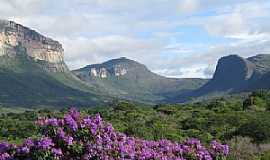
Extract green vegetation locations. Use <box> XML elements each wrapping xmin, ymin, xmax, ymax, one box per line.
<box><xmin>73</xmin><ymin>58</ymin><xmax>208</xmax><ymax>104</ymax></box>
<box><xmin>0</xmin><ymin>55</ymin><xmax>110</xmax><ymax>108</ymax></box>
<box><xmin>0</xmin><ymin>90</ymin><xmax>270</xmax><ymax>159</ymax></box>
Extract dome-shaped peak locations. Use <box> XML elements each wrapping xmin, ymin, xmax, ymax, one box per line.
<box><xmin>212</xmin><ymin>54</ymin><xmax>255</xmax><ymax>84</ymax></box>
<box><xmin>219</xmin><ymin>54</ymin><xmax>244</xmax><ymax>61</ymax></box>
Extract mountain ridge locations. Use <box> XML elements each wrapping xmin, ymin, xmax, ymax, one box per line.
<box><xmin>73</xmin><ymin>57</ymin><xmax>208</xmax><ymax>103</ymax></box>
<box><xmin>0</xmin><ymin>19</ymin><xmax>68</xmax><ymax>72</ymax></box>
<box><xmin>170</xmin><ymin>54</ymin><xmax>270</xmax><ymax>103</ymax></box>
<box><xmin>204</xmin><ymin>54</ymin><xmax>270</xmax><ymax>92</ymax></box>
<box><xmin>0</xmin><ymin>19</ymin><xmax>270</xmax><ymax>107</ymax></box>
<box><xmin>0</xmin><ymin>20</ymin><xmax>112</xmax><ymax>108</ymax></box>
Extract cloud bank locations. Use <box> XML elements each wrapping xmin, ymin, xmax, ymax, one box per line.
<box><xmin>1</xmin><ymin>0</ymin><xmax>270</xmax><ymax>78</ymax></box>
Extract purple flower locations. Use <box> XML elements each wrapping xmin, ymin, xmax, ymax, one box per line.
<box><xmin>58</xmin><ymin>119</ymin><xmax>65</xmax><ymax>126</ymax></box>
<box><xmin>46</xmin><ymin>118</ymin><xmax>59</xmax><ymax>126</ymax></box>
<box><xmin>68</xmin><ymin>108</ymin><xmax>80</xmax><ymax>120</ymax></box>
<box><xmin>222</xmin><ymin>144</ymin><xmax>229</xmax><ymax>156</ymax></box>
<box><xmin>0</xmin><ymin>109</ymin><xmax>229</xmax><ymax>160</ymax></box>
<box><xmin>186</xmin><ymin>138</ymin><xmax>201</xmax><ymax>146</ymax></box>
<box><xmin>52</xmin><ymin>148</ymin><xmax>63</xmax><ymax>157</ymax></box>
<box><xmin>210</xmin><ymin>140</ymin><xmax>229</xmax><ymax>156</ymax></box>
<box><xmin>17</xmin><ymin>146</ymin><xmax>30</xmax><ymax>154</ymax></box>
<box><xmin>0</xmin><ymin>153</ymin><xmax>10</xmax><ymax>160</ymax></box>
<box><xmin>64</xmin><ymin>114</ymin><xmax>78</xmax><ymax>131</ymax></box>
<box><xmin>94</xmin><ymin>113</ymin><xmax>102</xmax><ymax>125</ymax></box>
<box><xmin>37</xmin><ymin>137</ymin><xmax>54</xmax><ymax>150</ymax></box>
<box><xmin>63</xmin><ymin>136</ymin><xmax>73</xmax><ymax>145</ymax></box>
<box><xmin>57</xmin><ymin>128</ymin><xmax>65</xmax><ymax>139</ymax></box>
<box><xmin>0</xmin><ymin>142</ymin><xmax>10</xmax><ymax>153</ymax></box>
<box><xmin>23</xmin><ymin>138</ymin><xmax>34</xmax><ymax>147</ymax></box>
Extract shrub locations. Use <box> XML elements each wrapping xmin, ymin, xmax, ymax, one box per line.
<box><xmin>227</xmin><ymin>137</ymin><xmax>260</xmax><ymax>160</ymax></box>
<box><xmin>261</xmin><ymin>150</ymin><xmax>270</xmax><ymax>160</ymax></box>
<box><xmin>236</xmin><ymin>116</ymin><xmax>270</xmax><ymax>143</ymax></box>
<box><xmin>0</xmin><ymin>108</ymin><xmax>229</xmax><ymax>160</ymax></box>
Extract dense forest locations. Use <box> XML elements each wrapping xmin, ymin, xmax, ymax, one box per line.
<box><xmin>0</xmin><ymin>90</ymin><xmax>270</xmax><ymax>159</ymax></box>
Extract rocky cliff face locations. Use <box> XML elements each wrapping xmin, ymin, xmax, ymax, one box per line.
<box><xmin>114</xmin><ymin>64</ymin><xmax>128</xmax><ymax>77</ymax></box>
<box><xmin>0</xmin><ymin>20</ymin><xmax>68</xmax><ymax>72</ymax></box>
<box><xmin>170</xmin><ymin>54</ymin><xmax>270</xmax><ymax>103</ymax></box>
<box><xmin>212</xmin><ymin>55</ymin><xmax>255</xmax><ymax>86</ymax></box>
<box><xmin>247</xmin><ymin>54</ymin><xmax>270</xmax><ymax>74</ymax></box>
<box><xmin>89</xmin><ymin>65</ymin><xmax>127</xmax><ymax>79</ymax></box>
<box><xmin>193</xmin><ymin>54</ymin><xmax>270</xmax><ymax>96</ymax></box>
<box><xmin>80</xmin><ymin>57</ymin><xmax>130</xmax><ymax>79</ymax></box>
<box><xmin>73</xmin><ymin>57</ymin><xmax>208</xmax><ymax>104</ymax></box>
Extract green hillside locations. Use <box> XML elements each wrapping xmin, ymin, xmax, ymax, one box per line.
<box><xmin>73</xmin><ymin>57</ymin><xmax>207</xmax><ymax>104</ymax></box>
<box><xmin>0</xmin><ymin>54</ymin><xmax>110</xmax><ymax>108</ymax></box>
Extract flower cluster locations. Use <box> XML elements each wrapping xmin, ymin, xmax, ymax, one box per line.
<box><xmin>0</xmin><ymin>108</ymin><xmax>229</xmax><ymax>160</ymax></box>
<box><xmin>210</xmin><ymin>140</ymin><xmax>229</xmax><ymax>157</ymax></box>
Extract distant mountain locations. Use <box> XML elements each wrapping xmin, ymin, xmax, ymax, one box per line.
<box><xmin>171</xmin><ymin>54</ymin><xmax>270</xmax><ymax>102</ymax></box>
<box><xmin>0</xmin><ymin>20</ymin><xmax>110</xmax><ymax>108</ymax></box>
<box><xmin>198</xmin><ymin>55</ymin><xmax>256</xmax><ymax>93</ymax></box>
<box><xmin>201</xmin><ymin>54</ymin><xmax>270</xmax><ymax>92</ymax></box>
<box><xmin>0</xmin><ymin>20</ymin><xmax>68</xmax><ymax>72</ymax></box>
<box><xmin>1</xmin><ymin>19</ymin><xmax>270</xmax><ymax>107</ymax></box>
<box><xmin>73</xmin><ymin>57</ymin><xmax>208</xmax><ymax>103</ymax></box>
<box><xmin>247</xmin><ymin>54</ymin><xmax>270</xmax><ymax>90</ymax></box>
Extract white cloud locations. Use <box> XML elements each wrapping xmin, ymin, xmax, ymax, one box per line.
<box><xmin>205</xmin><ymin>13</ymin><xmax>248</xmax><ymax>38</ymax></box>
<box><xmin>204</xmin><ymin>1</ymin><xmax>270</xmax><ymax>39</ymax></box>
<box><xmin>60</xmin><ymin>35</ymin><xmax>164</xmax><ymax>69</ymax></box>
<box><xmin>0</xmin><ymin>0</ymin><xmax>270</xmax><ymax>78</ymax></box>
<box><xmin>177</xmin><ymin>0</ymin><xmax>200</xmax><ymax>14</ymax></box>
<box><xmin>155</xmin><ymin>65</ymin><xmax>211</xmax><ymax>78</ymax></box>
<box><xmin>0</xmin><ymin>0</ymin><xmax>46</xmax><ymax>18</ymax></box>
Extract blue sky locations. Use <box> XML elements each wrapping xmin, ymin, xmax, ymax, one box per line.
<box><xmin>1</xmin><ymin>0</ymin><xmax>270</xmax><ymax>78</ymax></box>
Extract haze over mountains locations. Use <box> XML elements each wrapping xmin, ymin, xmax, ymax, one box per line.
<box><xmin>0</xmin><ymin>20</ymin><xmax>270</xmax><ymax>108</ymax></box>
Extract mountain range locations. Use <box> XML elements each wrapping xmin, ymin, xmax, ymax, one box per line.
<box><xmin>0</xmin><ymin>20</ymin><xmax>269</xmax><ymax>108</ymax></box>
<box><xmin>73</xmin><ymin>57</ymin><xmax>207</xmax><ymax>103</ymax></box>
<box><xmin>170</xmin><ymin>54</ymin><xmax>270</xmax><ymax>102</ymax></box>
<box><xmin>0</xmin><ymin>19</ymin><xmax>110</xmax><ymax>108</ymax></box>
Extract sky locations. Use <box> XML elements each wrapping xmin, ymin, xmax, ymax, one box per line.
<box><xmin>1</xmin><ymin>0</ymin><xmax>270</xmax><ymax>78</ymax></box>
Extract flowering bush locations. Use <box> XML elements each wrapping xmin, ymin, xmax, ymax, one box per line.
<box><xmin>0</xmin><ymin>108</ymin><xmax>229</xmax><ymax>160</ymax></box>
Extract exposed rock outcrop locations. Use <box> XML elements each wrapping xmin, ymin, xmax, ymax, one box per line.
<box><xmin>100</xmin><ymin>68</ymin><xmax>108</xmax><ymax>78</ymax></box>
<box><xmin>88</xmin><ymin>65</ymin><xmax>127</xmax><ymax>78</ymax></box>
<box><xmin>0</xmin><ymin>19</ymin><xmax>68</xmax><ymax>72</ymax></box>
<box><xmin>213</xmin><ymin>55</ymin><xmax>255</xmax><ymax>83</ymax></box>
<box><xmin>89</xmin><ymin>68</ymin><xmax>108</xmax><ymax>78</ymax></box>
<box><xmin>247</xmin><ymin>54</ymin><xmax>270</xmax><ymax>74</ymax></box>
<box><xmin>114</xmin><ymin>64</ymin><xmax>127</xmax><ymax>76</ymax></box>
<box><xmin>73</xmin><ymin>57</ymin><xmax>208</xmax><ymax>104</ymax></box>
<box><xmin>85</xmin><ymin>58</ymin><xmax>129</xmax><ymax>79</ymax></box>
<box><xmin>90</xmin><ymin>68</ymin><xmax>98</xmax><ymax>77</ymax></box>
<box><xmin>192</xmin><ymin>54</ymin><xmax>270</xmax><ymax>97</ymax></box>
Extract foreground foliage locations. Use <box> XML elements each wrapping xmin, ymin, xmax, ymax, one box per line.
<box><xmin>0</xmin><ymin>109</ymin><xmax>228</xmax><ymax>160</ymax></box>
<box><xmin>0</xmin><ymin>90</ymin><xmax>270</xmax><ymax>159</ymax></box>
